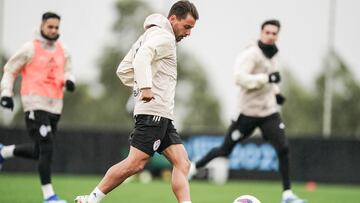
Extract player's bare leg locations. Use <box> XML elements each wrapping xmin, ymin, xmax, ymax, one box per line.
<box><xmin>98</xmin><ymin>146</ymin><xmax>150</xmax><ymax>193</ymax></box>
<box><xmin>75</xmin><ymin>147</ymin><xmax>150</xmax><ymax>203</ymax></box>
<box><xmin>163</xmin><ymin>144</ymin><xmax>191</xmax><ymax>203</ymax></box>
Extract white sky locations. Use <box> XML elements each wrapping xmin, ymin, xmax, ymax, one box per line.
<box><xmin>2</xmin><ymin>0</ymin><xmax>360</xmax><ymax>123</ymax></box>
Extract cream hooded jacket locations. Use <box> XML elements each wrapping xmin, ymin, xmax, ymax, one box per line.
<box><xmin>117</xmin><ymin>14</ymin><xmax>177</xmax><ymax>120</ymax></box>
<box><xmin>0</xmin><ymin>29</ymin><xmax>75</xmax><ymax>114</ymax></box>
<box><xmin>234</xmin><ymin>41</ymin><xmax>281</xmax><ymax>117</ymax></box>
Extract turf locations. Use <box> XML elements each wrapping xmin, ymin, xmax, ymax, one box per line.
<box><xmin>0</xmin><ymin>173</ymin><xmax>359</xmax><ymax>203</ymax></box>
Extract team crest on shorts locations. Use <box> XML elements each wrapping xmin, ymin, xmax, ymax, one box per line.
<box><xmin>231</xmin><ymin>130</ymin><xmax>241</xmax><ymax>141</ymax></box>
<box><xmin>153</xmin><ymin>139</ymin><xmax>161</xmax><ymax>151</ymax></box>
<box><xmin>39</xmin><ymin>125</ymin><xmax>51</xmax><ymax>137</ymax></box>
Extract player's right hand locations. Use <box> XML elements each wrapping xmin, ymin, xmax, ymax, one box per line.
<box><xmin>269</xmin><ymin>72</ymin><xmax>281</xmax><ymax>83</ymax></box>
<box><xmin>0</xmin><ymin>96</ymin><xmax>14</xmax><ymax>111</ymax></box>
<box><xmin>65</xmin><ymin>80</ymin><xmax>76</xmax><ymax>92</ymax></box>
<box><xmin>275</xmin><ymin>94</ymin><xmax>286</xmax><ymax>105</ymax></box>
<box><xmin>140</xmin><ymin>88</ymin><xmax>155</xmax><ymax>103</ymax></box>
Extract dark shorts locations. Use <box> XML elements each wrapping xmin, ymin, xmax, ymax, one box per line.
<box><xmin>223</xmin><ymin>113</ymin><xmax>288</xmax><ymax>152</ymax></box>
<box><xmin>129</xmin><ymin>114</ymin><xmax>183</xmax><ymax>156</ymax></box>
<box><xmin>25</xmin><ymin>110</ymin><xmax>61</xmax><ymax>142</ymax></box>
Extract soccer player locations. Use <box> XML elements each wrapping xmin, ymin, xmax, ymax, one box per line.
<box><xmin>0</xmin><ymin>12</ymin><xmax>75</xmax><ymax>203</ymax></box>
<box><xmin>188</xmin><ymin>20</ymin><xmax>307</xmax><ymax>203</ymax></box>
<box><xmin>74</xmin><ymin>1</ymin><xmax>198</xmax><ymax>203</ymax></box>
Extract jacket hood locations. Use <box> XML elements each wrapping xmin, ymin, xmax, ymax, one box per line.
<box><xmin>243</xmin><ymin>39</ymin><xmax>258</xmax><ymax>50</ymax></box>
<box><xmin>143</xmin><ymin>13</ymin><xmax>174</xmax><ymax>36</ymax></box>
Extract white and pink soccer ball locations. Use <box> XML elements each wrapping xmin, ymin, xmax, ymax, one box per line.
<box><xmin>233</xmin><ymin>195</ymin><xmax>261</xmax><ymax>203</ymax></box>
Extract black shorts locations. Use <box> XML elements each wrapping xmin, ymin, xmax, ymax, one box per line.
<box><xmin>223</xmin><ymin>113</ymin><xmax>288</xmax><ymax>152</ymax></box>
<box><xmin>25</xmin><ymin>110</ymin><xmax>61</xmax><ymax>141</ymax></box>
<box><xmin>130</xmin><ymin>114</ymin><xmax>183</xmax><ymax>156</ymax></box>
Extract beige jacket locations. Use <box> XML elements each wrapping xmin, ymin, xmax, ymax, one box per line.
<box><xmin>0</xmin><ymin>30</ymin><xmax>74</xmax><ymax>114</ymax></box>
<box><xmin>117</xmin><ymin>14</ymin><xmax>177</xmax><ymax>120</ymax></box>
<box><xmin>234</xmin><ymin>41</ymin><xmax>281</xmax><ymax>117</ymax></box>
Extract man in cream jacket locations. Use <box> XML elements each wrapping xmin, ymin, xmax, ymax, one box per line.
<box><xmin>189</xmin><ymin>20</ymin><xmax>307</xmax><ymax>203</ymax></box>
<box><xmin>75</xmin><ymin>1</ymin><xmax>198</xmax><ymax>203</ymax></box>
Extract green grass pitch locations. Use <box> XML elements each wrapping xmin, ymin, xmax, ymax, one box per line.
<box><xmin>0</xmin><ymin>173</ymin><xmax>359</xmax><ymax>203</ymax></box>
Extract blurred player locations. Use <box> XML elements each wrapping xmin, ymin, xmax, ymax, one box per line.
<box><xmin>74</xmin><ymin>1</ymin><xmax>198</xmax><ymax>203</ymax></box>
<box><xmin>0</xmin><ymin>12</ymin><xmax>75</xmax><ymax>203</ymax></box>
<box><xmin>188</xmin><ymin>20</ymin><xmax>307</xmax><ymax>203</ymax></box>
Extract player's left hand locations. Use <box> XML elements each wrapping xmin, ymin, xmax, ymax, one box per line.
<box><xmin>140</xmin><ymin>88</ymin><xmax>155</xmax><ymax>103</ymax></box>
<box><xmin>0</xmin><ymin>96</ymin><xmax>14</xmax><ymax>111</ymax></box>
<box><xmin>269</xmin><ymin>72</ymin><xmax>281</xmax><ymax>83</ymax></box>
<box><xmin>276</xmin><ymin>94</ymin><xmax>286</xmax><ymax>105</ymax></box>
<box><xmin>65</xmin><ymin>80</ymin><xmax>76</xmax><ymax>92</ymax></box>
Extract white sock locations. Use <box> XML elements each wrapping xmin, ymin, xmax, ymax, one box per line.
<box><xmin>1</xmin><ymin>145</ymin><xmax>15</xmax><ymax>159</ymax></box>
<box><xmin>42</xmin><ymin>184</ymin><xmax>55</xmax><ymax>199</ymax></box>
<box><xmin>182</xmin><ymin>201</ymin><xmax>192</xmax><ymax>203</ymax></box>
<box><xmin>88</xmin><ymin>187</ymin><xmax>105</xmax><ymax>203</ymax></box>
<box><xmin>283</xmin><ymin>189</ymin><xmax>295</xmax><ymax>198</ymax></box>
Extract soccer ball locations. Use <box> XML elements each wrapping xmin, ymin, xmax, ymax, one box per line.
<box><xmin>233</xmin><ymin>195</ymin><xmax>261</xmax><ymax>203</ymax></box>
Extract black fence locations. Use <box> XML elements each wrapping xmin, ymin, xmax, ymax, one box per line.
<box><xmin>1</xmin><ymin>127</ymin><xmax>359</xmax><ymax>184</ymax></box>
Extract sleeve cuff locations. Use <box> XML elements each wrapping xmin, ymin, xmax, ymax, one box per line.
<box><xmin>1</xmin><ymin>89</ymin><xmax>13</xmax><ymax>97</ymax></box>
<box><xmin>257</xmin><ymin>74</ymin><xmax>269</xmax><ymax>84</ymax></box>
<box><xmin>65</xmin><ymin>73</ymin><xmax>76</xmax><ymax>83</ymax></box>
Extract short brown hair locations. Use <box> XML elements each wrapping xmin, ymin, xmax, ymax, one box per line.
<box><xmin>42</xmin><ymin>12</ymin><xmax>61</xmax><ymax>22</ymax></box>
<box><xmin>261</xmin><ymin>19</ymin><xmax>281</xmax><ymax>30</ymax></box>
<box><xmin>168</xmin><ymin>1</ymin><xmax>199</xmax><ymax>20</ymax></box>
